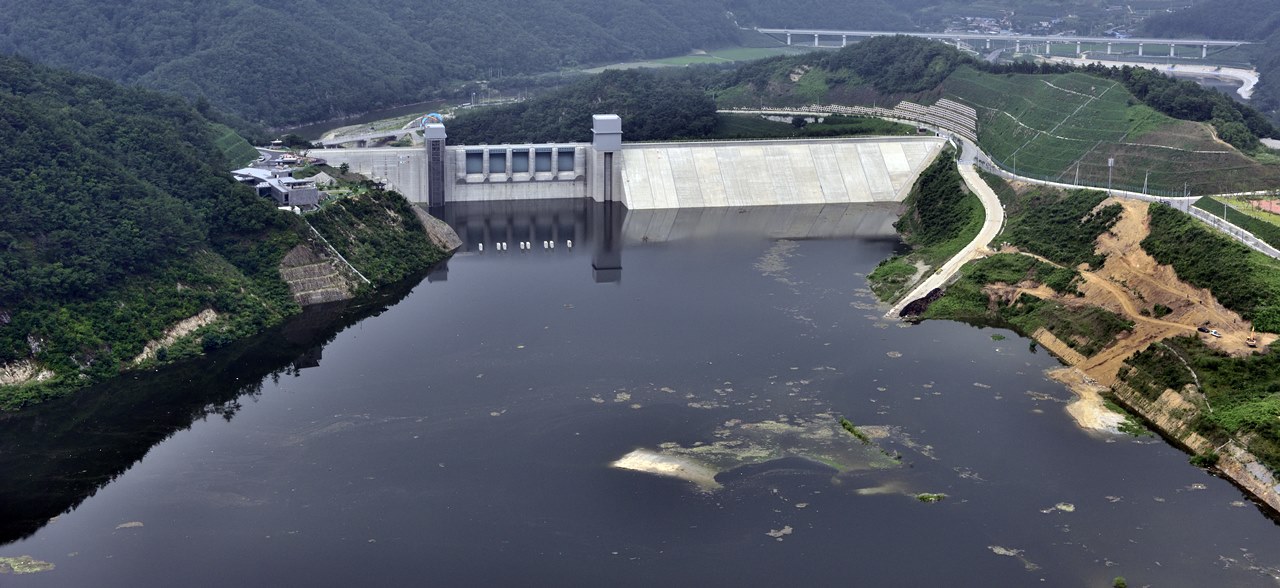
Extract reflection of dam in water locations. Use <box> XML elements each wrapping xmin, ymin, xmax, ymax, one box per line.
<box><xmin>431</xmin><ymin>199</ymin><xmax>902</xmax><ymax>283</ymax></box>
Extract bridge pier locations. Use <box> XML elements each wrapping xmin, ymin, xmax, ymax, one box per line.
<box><xmin>1076</xmin><ymin>40</ymin><xmax>1082</xmax><ymax>55</ymax></box>
<box><xmin>1170</xmin><ymin>44</ymin><xmax>1176</xmax><ymax>57</ymax></box>
<box><xmin>786</xmin><ymin>33</ymin><xmax>791</xmax><ymax>45</ymax></box>
<box><xmin>842</xmin><ymin>35</ymin><xmax>847</xmax><ymax>47</ymax></box>
<box><xmin>1138</xmin><ymin>42</ymin><xmax>1144</xmax><ymax>56</ymax></box>
<box><xmin>985</xmin><ymin>38</ymin><xmax>991</xmax><ymax>49</ymax></box>
<box><xmin>1202</xmin><ymin>44</ymin><xmax>1208</xmax><ymax>58</ymax></box>
<box><xmin>1107</xmin><ymin>42</ymin><xmax>1112</xmax><ymax>55</ymax></box>
<box><xmin>814</xmin><ymin>34</ymin><xmax>819</xmax><ymax>47</ymax></box>
<box><xmin>1015</xmin><ymin>40</ymin><xmax>1021</xmax><ymax>52</ymax></box>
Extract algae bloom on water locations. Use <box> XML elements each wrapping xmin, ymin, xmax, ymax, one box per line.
<box><xmin>610</xmin><ymin>416</ymin><xmax>902</xmax><ymax>491</ymax></box>
<box><xmin>0</xmin><ymin>555</ymin><xmax>55</xmax><ymax>574</ymax></box>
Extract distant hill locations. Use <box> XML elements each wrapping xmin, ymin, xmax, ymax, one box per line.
<box><xmin>0</xmin><ymin>0</ymin><xmax>1185</xmax><ymax>128</ymax></box>
<box><xmin>1142</xmin><ymin>0</ymin><xmax>1280</xmax><ymax>126</ymax></box>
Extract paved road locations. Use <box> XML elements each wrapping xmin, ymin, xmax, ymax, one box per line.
<box><xmin>885</xmin><ymin>139</ymin><xmax>1005</xmax><ymax>318</ymax></box>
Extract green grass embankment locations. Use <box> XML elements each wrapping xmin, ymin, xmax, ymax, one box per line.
<box><xmin>868</xmin><ymin>148</ymin><xmax>984</xmax><ymax>302</ymax></box>
<box><xmin>209</xmin><ymin>123</ymin><xmax>261</xmax><ymax>169</ymax></box>
<box><xmin>944</xmin><ymin>67</ymin><xmax>1280</xmax><ymax>195</ymax></box>
<box><xmin>1142</xmin><ymin>203</ymin><xmax>1280</xmax><ymax>332</ymax></box>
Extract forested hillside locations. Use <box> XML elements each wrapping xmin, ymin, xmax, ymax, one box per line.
<box><xmin>0</xmin><ymin>54</ymin><xmax>308</xmax><ymax>406</ymax></box>
<box><xmin>445</xmin><ymin>70</ymin><xmax>717</xmax><ymax>144</ymax></box>
<box><xmin>0</xmin><ymin>0</ymin><xmax>740</xmax><ymax>126</ymax></box>
<box><xmin>1142</xmin><ymin>0</ymin><xmax>1280</xmax><ymax>125</ymax></box>
<box><xmin>0</xmin><ymin>0</ymin><xmax>1183</xmax><ymax>127</ymax></box>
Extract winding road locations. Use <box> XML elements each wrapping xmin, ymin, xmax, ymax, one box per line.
<box><xmin>884</xmin><ymin>139</ymin><xmax>1005</xmax><ymax>318</ymax></box>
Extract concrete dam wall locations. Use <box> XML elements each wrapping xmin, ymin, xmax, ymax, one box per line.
<box><xmin>618</xmin><ymin>137</ymin><xmax>944</xmax><ymax>210</ymax></box>
<box><xmin>316</xmin><ymin>116</ymin><xmax>946</xmax><ymax>210</ymax></box>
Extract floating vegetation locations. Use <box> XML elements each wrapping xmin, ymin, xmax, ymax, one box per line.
<box><xmin>991</xmin><ymin>334</ymin><xmax>1006</xmax><ymax>341</ymax></box>
<box><xmin>840</xmin><ymin>417</ymin><xmax>871</xmax><ymax>444</ymax></box>
<box><xmin>916</xmin><ymin>492</ymin><xmax>948</xmax><ymax>503</ymax></box>
<box><xmin>0</xmin><ymin>556</ymin><xmax>55</xmax><ymax>574</ymax></box>
<box><xmin>765</xmin><ymin>525</ymin><xmax>794</xmax><ymax>540</ymax></box>
<box><xmin>988</xmin><ymin>545</ymin><xmax>1040</xmax><ymax>571</ymax></box>
<box><xmin>611</xmin><ymin>416</ymin><xmax>902</xmax><ymax>491</ymax></box>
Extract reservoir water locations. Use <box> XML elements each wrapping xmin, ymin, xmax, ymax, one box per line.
<box><xmin>1</xmin><ymin>200</ymin><xmax>1278</xmax><ymax>586</ymax></box>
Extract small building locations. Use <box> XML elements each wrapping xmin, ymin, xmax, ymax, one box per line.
<box><xmin>232</xmin><ymin>168</ymin><xmax>321</xmax><ymax>208</ymax></box>
<box><xmin>308</xmin><ymin>171</ymin><xmax>338</xmax><ymax>188</ymax></box>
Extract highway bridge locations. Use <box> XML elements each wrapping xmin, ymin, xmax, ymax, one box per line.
<box><xmin>756</xmin><ymin>28</ymin><xmax>1249</xmax><ymax>58</ymax></box>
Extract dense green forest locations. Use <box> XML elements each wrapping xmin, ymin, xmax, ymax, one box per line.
<box><xmin>0</xmin><ymin>55</ymin><xmax>443</xmax><ymax>408</ymax></box>
<box><xmin>1142</xmin><ymin>0</ymin><xmax>1280</xmax><ymax>126</ymax></box>
<box><xmin>445</xmin><ymin>70</ymin><xmax>718</xmax><ymax>144</ymax></box>
<box><xmin>0</xmin><ymin>54</ymin><xmax>306</xmax><ymax>405</ymax></box>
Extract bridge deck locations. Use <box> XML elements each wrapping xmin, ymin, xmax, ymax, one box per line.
<box><xmin>755</xmin><ymin>28</ymin><xmax>1249</xmax><ymax>46</ymax></box>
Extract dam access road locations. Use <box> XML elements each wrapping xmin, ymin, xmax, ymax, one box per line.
<box><xmin>885</xmin><ymin>139</ymin><xmax>1004</xmax><ymax>318</ymax></box>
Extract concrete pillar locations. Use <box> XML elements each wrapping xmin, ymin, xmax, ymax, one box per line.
<box><xmin>1076</xmin><ymin>40</ymin><xmax>1082</xmax><ymax>54</ymax></box>
<box><xmin>1202</xmin><ymin>45</ymin><xmax>1208</xmax><ymax>58</ymax></box>
<box><xmin>590</xmin><ymin>114</ymin><xmax>622</xmax><ymax>203</ymax></box>
<box><xmin>842</xmin><ymin>35</ymin><xmax>847</xmax><ymax>47</ymax></box>
<box><xmin>481</xmin><ymin>149</ymin><xmax>490</xmax><ymax>181</ymax></box>
<box><xmin>1015</xmin><ymin>40</ymin><xmax>1021</xmax><ymax>52</ymax></box>
<box><xmin>424</xmin><ymin>123</ymin><xmax>447</xmax><ymax>206</ymax></box>
<box><xmin>814</xmin><ymin>34</ymin><xmax>819</xmax><ymax>47</ymax></box>
<box><xmin>955</xmin><ymin>38</ymin><xmax>962</xmax><ymax>49</ymax></box>
<box><xmin>786</xmin><ymin>33</ymin><xmax>791</xmax><ymax>45</ymax></box>
<box><xmin>1107</xmin><ymin>42</ymin><xmax>1112</xmax><ymax>55</ymax></box>
<box><xmin>551</xmin><ymin>146</ymin><xmax>559</xmax><ymax>174</ymax></box>
<box><xmin>1138</xmin><ymin>43</ymin><xmax>1144</xmax><ymax>56</ymax></box>
<box><xmin>1169</xmin><ymin>44</ymin><xmax>1176</xmax><ymax>58</ymax></box>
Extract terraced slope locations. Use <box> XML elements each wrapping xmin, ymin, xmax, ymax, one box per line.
<box><xmin>944</xmin><ymin>67</ymin><xmax>1280</xmax><ymax>195</ymax></box>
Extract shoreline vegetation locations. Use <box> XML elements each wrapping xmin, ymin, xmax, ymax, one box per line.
<box><xmin>870</xmin><ymin>162</ymin><xmax>1280</xmax><ymax>514</ymax></box>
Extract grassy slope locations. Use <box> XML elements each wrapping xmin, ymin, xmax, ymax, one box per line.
<box><xmin>944</xmin><ymin>67</ymin><xmax>1280</xmax><ymax>195</ymax></box>
<box><xmin>210</xmin><ymin>123</ymin><xmax>260</xmax><ymax>169</ymax></box>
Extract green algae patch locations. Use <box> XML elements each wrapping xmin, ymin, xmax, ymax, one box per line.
<box><xmin>0</xmin><ymin>555</ymin><xmax>55</xmax><ymax>574</ymax></box>
<box><xmin>612</xmin><ymin>416</ymin><xmax>902</xmax><ymax>491</ymax></box>
<box><xmin>915</xmin><ymin>493</ymin><xmax>948</xmax><ymax>503</ymax></box>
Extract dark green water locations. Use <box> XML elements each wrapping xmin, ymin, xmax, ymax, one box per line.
<box><xmin>1</xmin><ymin>200</ymin><xmax>1277</xmax><ymax>586</ymax></box>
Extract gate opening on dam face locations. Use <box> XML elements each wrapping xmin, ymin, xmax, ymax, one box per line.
<box><xmin>318</xmin><ymin>114</ymin><xmax>945</xmax><ymax>210</ymax></box>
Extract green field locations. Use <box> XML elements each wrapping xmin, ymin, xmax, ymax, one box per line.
<box><xmin>649</xmin><ymin>46</ymin><xmax>804</xmax><ymax>66</ymax></box>
<box><xmin>209</xmin><ymin>123</ymin><xmax>260</xmax><ymax>169</ymax></box>
<box><xmin>944</xmin><ymin>67</ymin><xmax>1280</xmax><ymax>195</ymax></box>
